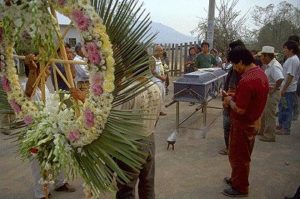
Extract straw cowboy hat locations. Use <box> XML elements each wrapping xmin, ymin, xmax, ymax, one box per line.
<box><xmin>257</xmin><ymin>46</ymin><xmax>278</xmax><ymax>56</ymax></box>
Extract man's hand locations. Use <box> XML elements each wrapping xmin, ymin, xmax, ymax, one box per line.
<box><xmin>70</xmin><ymin>88</ymin><xmax>86</xmax><ymax>103</ymax></box>
<box><xmin>24</xmin><ymin>54</ymin><xmax>37</xmax><ymax>71</ymax></box>
<box><xmin>223</xmin><ymin>96</ymin><xmax>232</xmax><ymax>107</ymax></box>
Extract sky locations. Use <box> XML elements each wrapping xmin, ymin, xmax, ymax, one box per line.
<box><xmin>142</xmin><ymin>0</ymin><xmax>300</xmax><ymax>36</ymax></box>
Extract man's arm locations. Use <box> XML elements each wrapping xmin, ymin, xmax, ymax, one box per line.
<box><xmin>281</xmin><ymin>74</ymin><xmax>293</xmax><ymax>96</ymax></box>
<box><xmin>24</xmin><ymin>54</ymin><xmax>38</xmax><ymax>98</ymax></box>
<box><xmin>224</xmin><ymin>96</ymin><xmax>246</xmax><ymax>115</ymax></box>
<box><xmin>270</xmin><ymin>78</ymin><xmax>283</xmax><ymax>94</ymax></box>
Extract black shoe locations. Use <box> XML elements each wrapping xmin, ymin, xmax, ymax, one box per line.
<box><xmin>224</xmin><ymin>177</ymin><xmax>232</xmax><ymax>185</ymax></box>
<box><xmin>284</xmin><ymin>197</ymin><xmax>293</xmax><ymax>199</ymax></box>
<box><xmin>222</xmin><ymin>187</ymin><xmax>248</xmax><ymax>197</ymax></box>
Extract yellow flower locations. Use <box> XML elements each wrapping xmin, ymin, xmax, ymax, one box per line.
<box><xmin>103</xmin><ymin>81</ymin><xmax>115</xmax><ymax>93</ymax></box>
<box><xmin>62</xmin><ymin>7</ymin><xmax>72</xmax><ymax>15</ymax></box>
<box><xmin>105</xmin><ymin>73</ymin><xmax>115</xmax><ymax>82</ymax></box>
<box><xmin>106</xmin><ymin>56</ymin><xmax>115</xmax><ymax>68</ymax></box>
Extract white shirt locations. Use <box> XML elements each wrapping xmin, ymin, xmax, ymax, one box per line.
<box><xmin>74</xmin><ymin>55</ymin><xmax>89</xmax><ymax>84</ymax></box>
<box><xmin>264</xmin><ymin>58</ymin><xmax>284</xmax><ymax>88</ymax></box>
<box><xmin>150</xmin><ymin>56</ymin><xmax>164</xmax><ymax>83</ymax></box>
<box><xmin>21</xmin><ymin>79</ymin><xmax>50</xmax><ymax>102</ymax></box>
<box><xmin>282</xmin><ymin>55</ymin><xmax>300</xmax><ymax>92</ymax></box>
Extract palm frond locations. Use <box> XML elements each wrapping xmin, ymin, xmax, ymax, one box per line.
<box><xmin>92</xmin><ymin>0</ymin><xmax>156</xmax><ymax>105</ymax></box>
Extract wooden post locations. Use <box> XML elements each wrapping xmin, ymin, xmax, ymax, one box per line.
<box><xmin>174</xmin><ymin>44</ymin><xmax>178</xmax><ymax>76</ymax></box>
<box><xmin>184</xmin><ymin>42</ymin><xmax>188</xmax><ymax>67</ymax></box>
<box><xmin>171</xmin><ymin>43</ymin><xmax>175</xmax><ymax>76</ymax></box>
<box><xmin>50</xmin><ymin>6</ymin><xmax>75</xmax><ymax>88</ymax></box>
<box><xmin>179</xmin><ymin>43</ymin><xmax>183</xmax><ymax>75</ymax></box>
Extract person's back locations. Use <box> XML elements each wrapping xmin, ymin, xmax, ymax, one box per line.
<box><xmin>116</xmin><ymin>81</ymin><xmax>161</xmax><ymax>199</ymax></box>
<box><xmin>232</xmin><ymin>66</ymin><xmax>269</xmax><ymax>124</ymax></box>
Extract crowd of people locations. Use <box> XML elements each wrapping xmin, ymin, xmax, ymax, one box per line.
<box><xmin>148</xmin><ymin>35</ymin><xmax>300</xmax><ymax>198</ymax></box>
<box><xmin>220</xmin><ymin>37</ymin><xmax>300</xmax><ymax>198</ymax></box>
<box><xmin>1</xmin><ymin>33</ymin><xmax>300</xmax><ymax>198</ymax></box>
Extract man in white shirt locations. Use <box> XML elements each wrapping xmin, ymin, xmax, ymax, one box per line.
<box><xmin>74</xmin><ymin>43</ymin><xmax>89</xmax><ymax>91</ymax></box>
<box><xmin>24</xmin><ymin>54</ymin><xmax>76</xmax><ymax>199</ymax></box>
<box><xmin>278</xmin><ymin>41</ymin><xmax>300</xmax><ymax>135</ymax></box>
<box><xmin>258</xmin><ymin>46</ymin><xmax>284</xmax><ymax>142</ymax></box>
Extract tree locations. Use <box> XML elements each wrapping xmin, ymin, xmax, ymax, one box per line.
<box><xmin>252</xmin><ymin>1</ymin><xmax>300</xmax><ymax>51</ymax></box>
<box><xmin>192</xmin><ymin>0</ymin><xmax>247</xmax><ymax>54</ymax></box>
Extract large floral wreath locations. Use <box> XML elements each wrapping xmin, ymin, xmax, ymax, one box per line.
<box><xmin>0</xmin><ymin>0</ymin><xmax>155</xmax><ymax>196</ymax></box>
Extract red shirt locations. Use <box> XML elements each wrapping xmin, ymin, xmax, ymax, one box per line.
<box><xmin>232</xmin><ymin>66</ymin><xmax>269</xmax><ymax>124</ymax></box>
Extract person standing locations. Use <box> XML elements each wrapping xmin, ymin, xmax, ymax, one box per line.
<box><xmin>258</xmin><ymin>46</ymin><xmax>284</xmax><ymax>142</ymax></box>
<box><xmin>287</xmin><ymin>35</ymin><xmax>300</xmax><ymax>121</ymax></box>
<box><xmin>150</xmin><ymin>45</ymin><xmax>167</xmax><ymax>116</ymax></box>
<box><xmin>194</xmin><ymin>41</ymin><xmax>217</xmax><ymax>69</ymax></box>
<box><xmin>74</xmin><ymin>43</ymin><xmax>89</xmax><ymax>92</ymax></box>
<box><xmin>115</xmin><ymin>81</ymin><xmax>161</xmax><ymax>199</ymax></box>
<box><xmin>218</xmin><ymin>40</ymin><xmax>245</xmax><ymax>156</ymax></box>
<box><xmin>161</xmin><ymin>50</ymin><xmax>170</xmax><ymax>95</ymax></box>
<box><xmin>223</xmin><ymin>48</ymin><xmax>269</xmax><ymax>197</ymax></box>
<box><xmin>184</xmin><ymin>46</ymin><xmax>197</xmax><ymax>73</ymax></box>
<box><xmin>24</xmin><ymin>54</ymin><xmax>76</xmax><ymax>199</ymax></box>
<box><xmin>278</xmin><ymin>40</ymin><xmax>300</xmax><ymax>135</ymax></box>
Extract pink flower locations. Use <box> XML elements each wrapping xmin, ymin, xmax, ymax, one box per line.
<box><xmin>9</xmin><ymin>99</ymin><xmax>21</xmax><ymax>114</ymax></box>
<box><xmin>88</xmin><ymin>51</ymin><xmax>101</xmax><ymax>65</ymax></box>
<box><xmin>57</xmin><ymin>0</ymin><xmax>66</xmax><ymax>6</ymax></box>
<box><xmin>68</xmin><ymin>130</ymin><xmax>80</xmax><ymax>142</ymax></box>
<box><xmin>91</xmin><ymin>83</ymin><xmax>103</xmax><ymax>96</ymax></box>
<box><xmin>85</xmin><ymin>42</ymin><xmax>98</xmax><ymax>54</ymax></box>
<box><xmin>1</xmin><ymin>76</ymin><xmax>11</xmax><ymax>92</ymax></box>
<box><xmin>72</xmin><ymin>10</ymin><xmax>83</xmax><ymax>20</ymax></box>
<box><xmin>84</xmin><ymin>109</ymin><xmax>95</xmax><ymax>128</ymax></box>
<box><xmin>72</xmin><ymin>10</ymin><xmax>90</xmax><ymax>31</ymax></box>
<box><xmin>24</xmin><ymin>115</ymin><xmax>33</xmax><ymax>125</ymax></box>
<box><xmin>91</xmin><ymin>73</ymin><xmax>103</xmax><ymax>84</ymax></box>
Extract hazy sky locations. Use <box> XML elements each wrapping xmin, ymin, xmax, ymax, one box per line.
<box><xmin>142</xmin><ymin>0</ymin><xmax>300</xmax><ymax>36</ymax></box>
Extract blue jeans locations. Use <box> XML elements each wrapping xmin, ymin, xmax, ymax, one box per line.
<box><xmin>278</xmin><ymin>92</ymin><xmax>295</xmax><ymax>131</ymax></box>
<box><xmin>223</xmin><ymin>109</ymin><xmax>231</xmax><ymax>148</ymax></box>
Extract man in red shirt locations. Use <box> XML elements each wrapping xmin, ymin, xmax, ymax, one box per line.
<box><xmin>223</xmin><ymin>48</ymin><xmax>269</xmax><ymax>197</ymax></box>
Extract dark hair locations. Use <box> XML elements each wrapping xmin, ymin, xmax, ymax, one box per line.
<box><xmin>162</xmin><ymin>51</ymin><xmax>167</xmax><ymax>59</ymax></box>
<box><xmin>189</xmin><ymin>47</ymin><xmax>196</xmax><ymax>55</ymax></box>
<box><xmin>283</xmin><ymin>40</ymin><xmax>300</xmax><ymax>54</ymax></box>
<box><xmin>288</xmin><ymin>35</ymin><xmax>300</xmax><ymax>45</ymax></box>
<box><xmin>201</xmin><ymin>41</ymin><xmax>210</xmax><ymax>48</ymax></box>
<box><xmin>195</xmin><ymin>44</ymin><xmax>201</xmax><ymax>52</ymax></box>
<box><xmin>57</xmin><ymin>43</ymin><xmax>71</xmax><ymax>53</ymax></box>
<box><xmin>228</xmin><ymin>48</ymin><xmax>254</xmax><ymax>65</ymax></box>
<box><xmin>262</xmin><ymin>53</ymin><xmax>275</xmax><ymax>59</ymax></box>
<box><xmin>229</xmin><ymin>40</ymin><xmax>245</xmax><ymax>50</ymax></box>
<box><xmin>75</xmin><ymin>43</ymin><xmax>82</xmax><ymax>54</ymax></box>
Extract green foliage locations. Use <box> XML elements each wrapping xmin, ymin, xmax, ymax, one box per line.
<box><xmin>74</xmin><ymin>0</ymin><xmax>157</xmax><ymax>193</ymax></box>
<box><xmin>192</xmin><ymin>0</ymin><xmax>247</xmax><ymax>54</ymax></box>
<box><xmin>251</xmin><ymin>1</ymin><xmax>300</xmax><ymax>51</ymax></box>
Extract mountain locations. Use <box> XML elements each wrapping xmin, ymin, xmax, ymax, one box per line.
<box><xmin>150</xmin><ymin>22</ymin><xmax>196</xmax><ymax>44</ymax></box>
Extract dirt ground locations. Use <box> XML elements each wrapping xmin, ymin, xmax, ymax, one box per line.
<box><xmin>1</xmin><ymin>78</ymin><xmax>300</xmax><ymax>199</ymax></box>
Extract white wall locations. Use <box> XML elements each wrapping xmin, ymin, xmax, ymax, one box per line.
<box><xmin>60</xmin><ymin>25</ymin><xmax>82</xmax><ymax>47</ymax></box>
